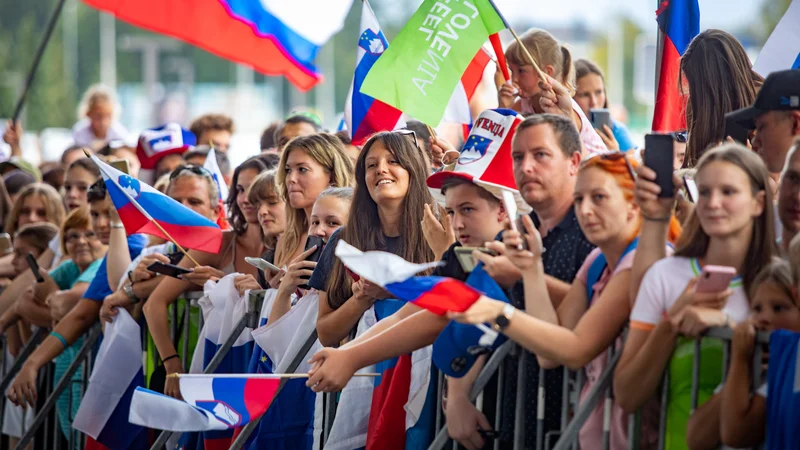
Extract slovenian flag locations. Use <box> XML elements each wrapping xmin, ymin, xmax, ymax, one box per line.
<box><xmin>129</xmin><ymin>375</ymin><xmax>280</xmax><ymax>432</ymax></box>
<box><xmin>652</xmin><ymin>0</ymin><xmax>700</xmax><ymax>132</ymax></box>
<box><xmin>334</xmin><ymin>240</ymin><xmax>482</xmax><ymax>315</ymax></box>
<box><xmin>360</xmin><ymin>0</ymin><xmax>506</xmax><ymax>126</ymax></box>
<box><xmin>82</xmin><ymin>0</ymin><xmax>354</xmax><ymax>90</ymax></box>
<box><xmin>344</xmin><ymin>0</ymin><xmax>405</xmax><ymax>145</ymax></box>
<box><xmin>88</xmin><ymin>153</ymin><xmax>223</xmax><ymax>254</ymax></box>
<box><xmin>73</xmin><ymin>309</ymin><xmax>148</xmax><ymax>450</ymax></box>
<box><xmin>753</xmin><ymin>0</ymin><xmax>800</xmax><ymax>77</ymax></box>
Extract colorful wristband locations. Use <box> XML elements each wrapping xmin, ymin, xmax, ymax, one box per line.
<box><xmin>50</xmin><ymin>331</ymin><xmax>68</xmax><ymax>349</ymax></box>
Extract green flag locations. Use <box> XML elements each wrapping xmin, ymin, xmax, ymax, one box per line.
<box><xmin>360</xmin><ymin>0</ymin><xmax>506</xmax><ymax>125</ymax></box>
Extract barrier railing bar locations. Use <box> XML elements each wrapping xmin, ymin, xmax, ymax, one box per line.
<box><xmin>602</xmin><ymin>346</ymin><xmax>615</xmax><ymax>450</ymax></box>
<box><xmin>513</xmin><ymin>348</ymin><xmax>525</xmax><ymax>450</ymax></box>
<box><xmin>182</xmin><ymin>299</ymin><xmax>190</xmax><ymax>369</ymax></box>
<box><xmin>571</xmin><ymin>368</ymin><xmax>584</xmax><ymax>450</ymax></box>
<box><xmin>627</xmin><ymin>410</ymin><xmax>641</xmax><ymax>450</ymax></box>
<box><xmin>229</xmin><ymin>328</ymin><xmax>319</xmax><ymax>450</ymax></box>
<box><xmin>552</xmin><ymin>346</ymin><xmax>622</xmax><ymax>450</ymax></box>
<box><xmin>322</xmin><ymin>385</ymin><xmax>336</xmax><ymax>445</ymax></box>
<box><xmin>150</xmin><ymin>290</ymin><xmax>264</xmax><ymax>450</ymax></box>
<box><xmin>690</xmin><ymin>338</ymin><xmax>702</xmax><ymax>412</ymax></box>
<box><xmin>435</xmin><ymin>371</ymin><xmax>444</xmax><ymax>433</ymax></box>
<box><xmin>536</xmin><ymin>365</ymin><xmax>544</xmax><ymax>450</ymax></box>
<box><xmin>494</xmin><ymin>352</ymin><xmax>505</xmax><ymax>450</ymax></box>
<box><xmin>722</xmin><ymin>340</ymin><xmax>730</xmax><ymax>381</ymax></box>
<box><xmin>14</xmin><ymin>325</ymin><xmax>101</xmax><ymax>450</ymax></box>
<box><xmin>427</xmin><ymin>340</ymin><xmax>514</xmax><ymax>450</ymax></box>
<box><xmin>0</xmin><ymin>328</ymin><xmax>47</xmax><ymax>395</ymax></box>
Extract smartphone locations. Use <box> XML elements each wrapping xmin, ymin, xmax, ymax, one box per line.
<box><xmin>26</xmin><ymin>253</ymin><xmax>44</xmax><ymax>283</ymax></box>
<box><xmin>454</xmin><ymin>247</ymin><xmax>497</xmax><ymax>273</ymax></box>
<box><xmin>0</xmin><ymin>233</ymin><xmax>11</xmax><ymax>256</ymax></box>
<box><xmin>109</xmin><ymin>159</ymin><xmax>130</xmax><ymax>175</ymax></box>
<box><xmin>589</xmin><ymin>108</ymin><xmax>612</xmax><ymax>130</ymax></box>
<box><xmin>723</xmin><ymin>115</ymin><xmax>750</xmax><ymax>146</ymax></box>
<box><xmin>644</xmin><ymin>134</ymin><xmax>675</xmax><ymax>198</ymax></box>
<box><xmin>298</xmin><ymin>236</ymin><xmax>325</xmax><ymax>290</ymax></box>
<box><xmin>695</xmin><ymin>265</ymin><xmax>737</xmax><ymax>294</ymax></box>
<box><xmin>683</xmin><ymin>176</ymin><xmax>699</xmax><ymax>203</ymax></box>
<box><xmin>147</xmin><ymin>261</ymin><xmax>192</xmax><ymax>279</ymax></box>
<box><xmin>245</xmin><ymin>256</ymin><xmax>281</xmax><ymax>273</ymax></box>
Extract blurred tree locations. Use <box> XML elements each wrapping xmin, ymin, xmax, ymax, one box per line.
<box><xmin>756</xmin><ymin>0</ymin><xmax>792</xmax><ymax>42</ymax></box>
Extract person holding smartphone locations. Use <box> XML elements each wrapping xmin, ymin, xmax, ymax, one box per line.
<box><xmin>573</xmin><ymin>59</ymin><xmax>636</xmax><ymax>152</ymax></box>
<box><xmin>614</xmin><ymin>144</ymin><xmax>777</xmax><ymax>449</ymax></box>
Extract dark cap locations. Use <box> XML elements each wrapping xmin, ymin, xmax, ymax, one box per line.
<box><xmin>728</xmin><ymin>69</ymin><xmax>800</xmax><ymax>130</ymax></box>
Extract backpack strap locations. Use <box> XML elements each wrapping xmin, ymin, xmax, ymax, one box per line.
<box><xmin>585</xmin><ymin>238</ymin><xmax>639</xmax><ymax>305</ymax></box>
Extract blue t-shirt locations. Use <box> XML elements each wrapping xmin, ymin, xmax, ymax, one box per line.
<box><xmin>612</xmin><ymin>120</ymin><xmax>637</xmax><ymax>151</ymax></box>
<box><xmin>84</xmin><ymin>234</ymin><xmax>149</xmax><ymax>301</ymax></box>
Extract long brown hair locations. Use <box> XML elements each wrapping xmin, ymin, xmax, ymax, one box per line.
<box><xmin>325</xmin><ymin>132</ymin><xmax>435</xmax><ymax>309</ymax></box>
<box><xmin>5</xmin><ymin>183</ymin><xmax>66</xmax><ymax>236</ymax></box>
<box><xmin>674</xmin><ymin>143</ymin><xmax>776</xmax><ymax>293</ymax></box>
<box><xmin>574</xmin><ymin>59</ymin><xmax>608</xmax><ymax>108</ymax></box>
<box><xmin>679</xmin><ymin>30</ymin><xmax>763</xmax><ymax>167</ymax></box>
<box><xmin>274</xmin><ymin>133</ymin><xmax>355</xmax><ymax>267</ymax></box>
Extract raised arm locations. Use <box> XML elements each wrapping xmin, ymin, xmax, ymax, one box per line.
<box><xmin>105</xmin><ymin>219</ymin><xmax>131</xmax><ymax>288</ymax></box>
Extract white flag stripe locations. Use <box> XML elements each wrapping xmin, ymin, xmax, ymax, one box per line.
<box><xmin>203</xmin><ymin>147</ymin><xmax>230</xmax><ymax>202</ymax></box>
<box><xmin>753</xmin><ymin>0</ymin><xmax>800</xmax><ymax>77</ymax></box>
<box><xmin>129</xmin><ymin>387</ymin><xmax>229</xmax><ymax>432</ymax></box>
<box><xmin>334</xmin><ymin>240</ymin><xmax>442</xmax><ymax>287</ymax></box>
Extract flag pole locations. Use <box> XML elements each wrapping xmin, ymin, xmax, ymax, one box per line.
<box><xmin>11</xmin><ymin>0</ymin><xmax>68</xmax><ymax>122</ymax></box>
<box><xmin>485</xmin><ymin>0</ymin><xmax>547</xmax><ymax>82</ymax></box>
<box><xmin>86</xmin><ymin>150</ymin><xmax>202</xmax><ymax>267</ymax></box>
<box><xmin>170</xmin><ymin>373</ymin><xmax>380</xmax><ymax>379</ymax></box>
<box><xmin>507</xmin><ymin>28</ymin><xmax>548</xmax><ymax>82</ymax></box>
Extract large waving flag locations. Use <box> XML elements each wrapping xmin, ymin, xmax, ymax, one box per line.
<box><xmin>334</xmin><ymin>240</ymin><xmax>481</xmax><ymax>315</ymax></box>
<box><xmin>753</xmin><ymin>0</ymin><xmax>800</xmax><ymax>77</ymax></box>
<box><xmin>360</xmin><ymin>0</ymin><xmax>506</xmax><ymax>125</ymax></box>
<box><xmin>345</xmin><ymin>0</ymin><xmax>405</xmax><ymax>145</ymax></box>
<box><xmin>82</xmin><ymin>0</ymin><xmax>353</xmax><ymax>91</ymax></box>
<box><xmin>89</xmin><ymin>153</ymin><xmax>223</xmax><ymax>254</ymax></box>
<box><xmin>652</xmin><ymin>0</ymin><xmax>700</xmax><ymax>132</ymax></box>
<box><xmin>129</xmin><ymin>375</ymin><xmax>280</xmax><ymax>432</ymax></box>
<box><xmin>441</xmin><ymin>47</ymin><xmax>492</xmax><ymax>127</ymax></box>
<box><xmin>73</xmin><ymin>310</ymin><xmax>148</xmax><ymax>450</ymax></box>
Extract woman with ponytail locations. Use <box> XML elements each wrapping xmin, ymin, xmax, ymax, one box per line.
<box><xmin>499</xmin><ymin>28</ymin><xmax>608</xmax><ymax>155</ymax></box>
<box><xmin>450</xmin><ymin>152</ymin><xmax>680</xmax><ymax>449</ymax></box>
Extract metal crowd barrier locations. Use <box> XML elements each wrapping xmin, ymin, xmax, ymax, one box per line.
<box><xmin>149</xmin><ymin>290</ymin><xmax>265</xmax><ymax>450</ymax></box>
<box><xmin>427</xmin><ymin>326</ymin><xmax>772</xmax><ymax>450</ymax></box>
<box><xmin>14</xmin><ymin>325</ymin><xmax>101</xmax><ymax>450</ymax></box>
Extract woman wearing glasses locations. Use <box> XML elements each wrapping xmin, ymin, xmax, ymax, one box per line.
<box><xmin>449</xmin><ymin>153</ymin><xmax>681</xmax><ymax>450</ymax></box>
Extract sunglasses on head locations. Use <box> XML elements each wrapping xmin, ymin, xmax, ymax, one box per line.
<box><xmin>169</xmin><ymin>164</ymin><xmax>213</xmax><ymax>181</ymax></box>
<box><xmin>394</xmin><ymin>129</ymin><xmax>423</xmax><ymax>153</ymax></box>
<box><xmin>87</xmin><ymin>183</ymin><xmax>107</xmax><ymax>202</ymax></box>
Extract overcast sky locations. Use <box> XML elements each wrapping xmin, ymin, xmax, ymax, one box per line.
<box><xmin>378</xmin><ymin>0</ymin><xmax>771</xmax><ymax>36</ymax></box>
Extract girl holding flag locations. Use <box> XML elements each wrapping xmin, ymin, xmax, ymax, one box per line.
<box><xmin>498</xmin><ymin>28</ymin><xmax>607</xmax><ymax>155</ymax></box>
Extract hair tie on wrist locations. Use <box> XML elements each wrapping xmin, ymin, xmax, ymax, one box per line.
<box><xmin>162</xmin><ymin>354</ymin><xmax>180</xmax><ymax>364</ymax></box>
<box><xmin>642</xmin><ymin>213</ymin><xmax>671</xmax><ymax>222</ymax></box>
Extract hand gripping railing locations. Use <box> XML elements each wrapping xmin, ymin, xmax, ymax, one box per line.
<box><xmin>149</xmin><ymin>289</ymin><xmax>265</xmax><ymax>450</ymax></box>
<box><xmin>13</xmin><ymin>325</ymin><xmax>102</xmax><ymax>450</ymax></box>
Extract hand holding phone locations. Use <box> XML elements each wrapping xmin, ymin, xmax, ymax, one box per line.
<box><xmin>27</xmin><ymin>253</ymin><xmax>44</xmax><ymax>283</ymax></box>
<box><xmin>695</xmin><ymin>265</ymin><xmax>737</xmax><ymax>294</ymax></box>
<box><xmin>245</xmin><ymin>257</ymin><xmax>281</xmax><ymax>273</ymax></box>
<box><xmin>454</xmin><ymin>247</ymin><xmax>497</xmax><ymax>273</ymax></box>
<box><xmin>589</xmin><ymin>108</ymin><xmax>612</xmax><ymax>130</ymax></box>
<box><xmin>644</xmin><ymin>134</ymin><xmax>675</xmax><ymax>198</ymax></box>
<box><xmin>147</xmin><ymin>261</ymin><xmax>192</xmax><ymax>279</ymax></box>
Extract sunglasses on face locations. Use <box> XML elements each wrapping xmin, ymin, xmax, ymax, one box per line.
<box><xmin>670</xmin><ymin>131</ymin><xmax>688</xmax><ymax>143</ymax></box>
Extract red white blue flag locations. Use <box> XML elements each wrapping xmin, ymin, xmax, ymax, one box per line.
<box><xmin>82</xmin><ymin>0</ymin><xmax>353</xmax><ymax>91</ymax></box>
<box><xmin>344</xmin><ymin>0</ymin><xmax>405</xmax><ymax>145</ymax></box>
<box><xmin>334</xmin><ymin>240</ymin><xmax>482</xmax><ymax>315</ymax></box>
<box><xmin>652</xmin><ymin>0</ymin><xmax>699</xmax><ymax>132</ymax></box>
<box><xmin>89</xmin><ymin>153</ymin><xmax>223</xmax><ymax>254</ymax></box>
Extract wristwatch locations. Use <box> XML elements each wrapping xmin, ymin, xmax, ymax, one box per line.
<box><xmin>110</xmin><ymin>222</ymin><xmax>125</xmax><ymax>229</ymax></box>
<box><xmin>124</xmin><ymin>283</ymin><xmax>141</xmax><ymax>304</ymax></box>
<box><xmin>493</xmin><ymin>304</ymin><xmax>516</xmax><ymax>332</ymax></box>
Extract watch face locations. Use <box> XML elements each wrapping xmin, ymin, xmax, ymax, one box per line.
<box><xmin>495</xmin><ymin>315</ymin><xmax>510</xmax><ymax>329</ymax></box>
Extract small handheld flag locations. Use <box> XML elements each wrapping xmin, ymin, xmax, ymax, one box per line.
<box><xmin>203</xmin><ymin>147</ymin><xmax>230</xmax><ymax>203</ymax></box>
<box><xmin>334</xmin><ymin>240</ymin><xmax>483</xmax><ymax>315</ymax></box>
<box><xmin>88</xmin><ymin>153</ymin><xmax>223</xmax><ymax>257</ymax></box>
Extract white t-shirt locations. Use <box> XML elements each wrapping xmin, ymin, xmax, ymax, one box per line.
<box><xmin>631</xmin><ymin>256</ymin><xmax>750</xmax><ymax>330</ymax></box>
<box><xmin>71</xmin><ymin>119</ymin><xmax>131</xmax><ymax>148</ymax></box>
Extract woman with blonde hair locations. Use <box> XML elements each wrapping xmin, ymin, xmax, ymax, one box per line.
<box><xmin>500</xmin><ymin>28</ymin><xmax>607</xmax><ymax>154</ymax></box>
<box><xmin>274</xmin><ymin>133</ymin><xmax>355</xmax><ymax>268</ymax></box>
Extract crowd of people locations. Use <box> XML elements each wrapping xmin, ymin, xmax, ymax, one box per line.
<box><xmin>0</xmin><ymin>25</ymin><xmax>799</xmax><ymax>450</ymax></box>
